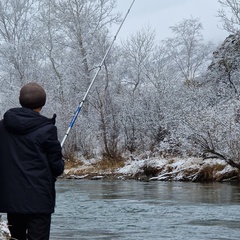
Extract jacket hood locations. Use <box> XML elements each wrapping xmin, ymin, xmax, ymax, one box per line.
<box><xmin>3</xmin><ymin>107</ymin><xmax>56</xmax><ymax>135</ymax></box>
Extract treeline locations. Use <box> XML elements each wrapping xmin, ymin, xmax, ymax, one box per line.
<box><xmin>0</xmin><ymin>0</ymin><xmax>240</xmax><ymax>166</ymax></box>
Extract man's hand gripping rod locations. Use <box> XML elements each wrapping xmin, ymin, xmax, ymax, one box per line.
<box><xmin>61</xmin><ymin>0</ymin><xmax>135</xmax><ymax>147</ymax></box>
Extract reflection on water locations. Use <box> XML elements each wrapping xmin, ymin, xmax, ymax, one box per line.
<box><xmin>51</xmin><ymin>180</ymin><xmax>240</xmax><ymax>240</ymax></box>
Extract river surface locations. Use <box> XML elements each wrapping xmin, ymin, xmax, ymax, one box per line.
<box><xmin>49</xmin><ymin>180</ymin><xmax>240</xmax><ymax>240</ymax></box>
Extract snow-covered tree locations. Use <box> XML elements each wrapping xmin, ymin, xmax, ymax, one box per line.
<box><xmin>163</xmin><ymin>17</ymin><xmax>214</xmax><ymax>86</ymax></box>
<box><xmin>0</xmin><ymin>0</ymin><xmax>42</xmax><ymax>107</ymax></box>
<box><xmin>217</xmin><ymin>0</ymin><xmax>240</xmax><ymax>34</ymax></box>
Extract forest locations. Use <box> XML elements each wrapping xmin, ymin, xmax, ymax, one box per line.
<box><xmin>0</xmin><ymin>0</ymin><xmax>240</xmax><ymax>169</ymax></box>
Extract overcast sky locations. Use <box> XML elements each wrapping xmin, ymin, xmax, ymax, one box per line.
<box><xmin>111</xmin><ymin>0</ymin><xmax>229</xmax><ymax>44</ymax></box>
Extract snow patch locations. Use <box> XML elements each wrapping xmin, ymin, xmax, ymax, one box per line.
<box><xmin>0</xmin><ymin>218</ymin><xmax>10</xmax><ymax>239</ymax></box>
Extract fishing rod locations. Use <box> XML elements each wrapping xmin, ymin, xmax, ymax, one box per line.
<box><xmin>61</xmin><ymin>0</ymin><xmax>135</xmax><ymax>147</ymax></box>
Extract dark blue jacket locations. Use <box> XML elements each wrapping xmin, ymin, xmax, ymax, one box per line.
<box><xmin>0</xmin><ymin>107</ymin><xmax>64</xmax><ymax>214</ymax></box>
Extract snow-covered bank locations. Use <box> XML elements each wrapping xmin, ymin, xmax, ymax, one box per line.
<box><xmin>0</xmin><ymin>216</ymin><xmax>10</xmax><ymax>240</ymax></box>
<box><xmin>63</xmin><ymin>157</ymin><xmax>240</xmax><ymax>182</ymax></box>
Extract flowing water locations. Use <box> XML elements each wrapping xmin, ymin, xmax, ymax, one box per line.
<box><xmin>50</xmin><ymin>180</ymin><xmax>240</xmax><ymax>240</ymax></box>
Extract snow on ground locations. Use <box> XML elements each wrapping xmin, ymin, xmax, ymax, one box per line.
<box><xmin>116</xmin><ymin>158</ymin><xmax>165</xmax><ymax>175</ymax></box>
<box><xmin>0</xmin><ymin>217</ymin><xmax>10</xmax><ymax>239</ymax></box>
<box><xmin>116</xmin><ymin>157</ymin><xmax>231</xmax><ymax>181</ymax></box>
<box><xmin>117</xmin><ymin>157</ymin><xmax>200</xmax><ymax>175</ymax></box>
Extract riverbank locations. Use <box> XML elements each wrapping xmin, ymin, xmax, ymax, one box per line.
<box><xmin>63</xmin><ymin>157</ymin><xmax>240</xmax><ymax>182</ymax></box>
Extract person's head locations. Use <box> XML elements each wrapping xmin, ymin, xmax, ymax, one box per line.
<box><xmin>19</xmin><ymin>82</ymin><xmax>46</xmax><ymax>111</ymax></box>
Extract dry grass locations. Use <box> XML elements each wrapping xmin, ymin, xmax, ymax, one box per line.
<box><xmin>64</xmin><ymin>159</ymin><xmax>84</xmax><ymax>169</ymax></box>
<box><xmin>193</xmin><ymin>162</ymin><xmax>239</xmax><ymax>182</ymax></box>
<box><xmin>64</xmin><ymin>155</ymin><xmax>125</xmax><ymax>176</ymax></box>
<box><xmin>94</xmin><ymin>157</ymin><xmax>125</xmax><ymax>171</ymax></box>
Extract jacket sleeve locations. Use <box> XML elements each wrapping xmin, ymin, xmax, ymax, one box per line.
<box><xmin>44</xmin><ymin>125</ymin><xmax>64</xmax><ymax>177</ymax></box>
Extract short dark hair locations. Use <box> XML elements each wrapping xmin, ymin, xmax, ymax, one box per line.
<box><xmin>19</xmin><ymin>82</ymin><xmax>46</xmax><ymax>109</ymax></box>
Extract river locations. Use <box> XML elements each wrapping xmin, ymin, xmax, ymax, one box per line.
<box><xmin>49</xmin><ymin>179</ymin><xmax>240</xmax><ymax>240</ymax></box>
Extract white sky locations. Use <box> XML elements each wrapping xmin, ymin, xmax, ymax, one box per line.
<box><xmin>111</xmin><ymin>0</ymin><xmax>229</xmax><ymax>44</ymax></box>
